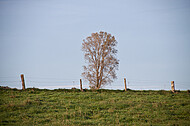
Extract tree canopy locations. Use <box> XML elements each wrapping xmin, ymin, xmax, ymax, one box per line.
<box><xmin>82</xmin><ymin>31</ymin><xmax>119</xmax><ymax>89</ymax></box>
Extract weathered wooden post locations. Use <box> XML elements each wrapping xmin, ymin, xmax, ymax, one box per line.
<box><xmin>80</xmin><ymin>79</ymin><xmax>83</xmax><ymax>92</ymax></box>
<box><xmin>124</xmin><ymin>78</ymin><xmax>127</xmax><ymax>91</ymax></box>
<box><xmin>20</xmin><ymin>74</ymin><xmax>26</xmax><ymax>90</ymax></box>
<box><xmin>171</xmin><ymin>81</ymin><xmax>175</xmax><ymax>93</ymax></box>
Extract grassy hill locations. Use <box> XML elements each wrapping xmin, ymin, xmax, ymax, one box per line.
<box><xmin>0</xmin><ymin>88</ymin><xmax>190</xmax><ymax>125</ymax></box>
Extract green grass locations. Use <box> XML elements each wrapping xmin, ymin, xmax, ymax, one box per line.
<box><xmin>0</xmin><ymin>88</ymin><xmax>190</xmax><ymax>125</ymax></box>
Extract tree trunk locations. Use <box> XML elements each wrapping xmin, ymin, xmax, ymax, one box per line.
<box><xmin>96</xmin><ymin>79</ymin><xmax>99</xmax><ymax>89</ymax></box>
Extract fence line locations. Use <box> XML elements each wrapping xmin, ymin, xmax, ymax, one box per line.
<box><xmin>0</xmin><ymin>75</ymin><xmax>189</xmax><ymax>90</ymax></box>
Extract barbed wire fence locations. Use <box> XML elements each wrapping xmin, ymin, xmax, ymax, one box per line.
<box><xmin>0</xmin><ymin>75</ymin><xmax>189</xmax><ymax>90</ymax></box>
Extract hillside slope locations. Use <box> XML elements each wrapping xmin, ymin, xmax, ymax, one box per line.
<box><xmin>0</xmin><ymin>88</ymin><xmax>190</xmax><ymax>125</ymax></box>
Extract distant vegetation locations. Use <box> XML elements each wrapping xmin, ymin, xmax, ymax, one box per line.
<box><xmin>0</xmin><ymin>88</ymin><xmax>190</xmax><ymax>125</ymax></box>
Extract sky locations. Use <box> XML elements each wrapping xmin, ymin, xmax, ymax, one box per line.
<box><xmin>0</xmin><ymin>0</ymin><xmax>190</xmax><ymax>90</ymax></box>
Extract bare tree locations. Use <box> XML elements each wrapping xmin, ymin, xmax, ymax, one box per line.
<box><xmin>82</xmin><ymin>31</ymin><xmax>119</xmax><ymax>89</ymax></box>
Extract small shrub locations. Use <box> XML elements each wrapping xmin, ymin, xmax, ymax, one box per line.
<box><xmin>187</xmin><ymin>90</ymin><xmax>190</xmax><ymax>94</ymax></box>
<box><xmin>175</xmin><ymin>90</ymin><xmax>180</xmax><ymax>92</ymax></box>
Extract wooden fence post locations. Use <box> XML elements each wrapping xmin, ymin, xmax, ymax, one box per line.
<box><xmin>171</xmin><ymin>81</ymin><xmax>175</xmax><ymax>93</ymax></box>
<box><xmin>20</xmin><ymin>74</ymin><xmax>26</xmax><ymax>90</ymax></box>
<box><xmin>80</xmin><ymin>79</ymin><xmax>83</xmax><ymax>92</ymax></box>
<box><xmin>124</xmin><ymin>78</ymin><xmax>127</xmax><ymax>91</ymax></box>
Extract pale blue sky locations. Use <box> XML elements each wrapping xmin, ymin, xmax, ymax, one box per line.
<box><xmin>0</xmin><ymin>0</ymin><xmax>190</xmax><ymax>90</ymax></box>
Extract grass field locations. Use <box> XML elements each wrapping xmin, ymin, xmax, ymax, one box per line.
<box><xmin>0</xmin><ymin>88</ymin><xmax>190</xmax><ymax>125</ymax></box>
